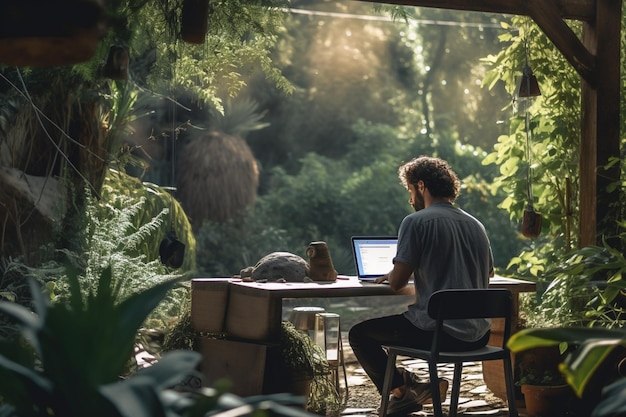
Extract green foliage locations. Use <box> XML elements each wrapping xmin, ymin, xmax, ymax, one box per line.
<box><xmin>0</xmin><ymin>168</ymin><xmax>195</xmax><ymax>342</ymax></box>
<box><xmin>0</xmin><ymin>266</ymin><xmax>187</xmax><ymax>416</ymax></box>
<box><xmin>398</xmin><ymin>8</ymin><xmax>510</xmax><ymax>150</ymax></box>
<box><xmin>247</xmin><ymin>3</ymin><xmax>511</xmax><ymax>173</ymax></box>
<box><xmin>197</xmin><ymin>119</ymin><xmax>524</xmax><ymax>276</ymax></box>
<box><xmin>483</xmin><ymin>14</ymin><xmax>626</xmax><ymax>282</ymax></box>
<box><xmin>534</xmin><ymin>222</ymin><xmax>626</xmax><ymax>329</ymax></box>
<box><xmin>509</xmin><ymin>225</ymin><xmax>626</xmax><ymax>412</ymax></box>
<box><xmin>508</xmin><ymin>326</ymin><xmax>626</xmax><ymax>400</ymax></box>
<box><xmin>280</xmin><ymin>322</ymin><xmax>341</xmax><ymax>414</ymax></box>
<box><xmin>482</xmin><ymin>16</ymin><xmax>584</xmax><ymax>279</ymax></box>
<box><xmin>0</xmin><ymin>267</ymin><xmax>313</xmax><ymax>417</ymax></box>
<box><xmin>195</xmin><ymin>147</ymin><xmax>405</xmax><ymax>276</ymax></box>
<box><xmin>209</xmin><ymin>97</ymin><xmax>270</xmax><ymax>137</ymax></box>
<box><xmin>129</xmin><ymin>0</ymin><xmax>292</xmax><ymax>111</ymax></box>
<box><xmin>101</xmin><ymin>169</ymin><xmax>196</xmax><ymax>274</ymax></box>
<box><xmin>195</xmin><ymin>207</ymin><xmax>299</xmax><ymax>277</ymax></box>
<box><xmin>517</xmin><ymin>368</ymin><xmax>567</xmax><ymax>387</ymax></box>
<box><xmin>83</xmin><ymin>184</ymin><xmax>193</xmax><ymax>331</ymax></box>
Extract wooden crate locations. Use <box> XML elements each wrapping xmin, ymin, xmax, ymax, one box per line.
<box><xmin>224</xmin><ymin>286</ymin><xmax>282</xmax><ymax>341</ymax></box>
<box><xmin>191</xmin><ymin>279</ymin><xmax>230</xmax><ymax>334</ymax></box>
<box><xmin>196</xmin><ymin>336</ymin><xmax>310</xmax><ymax>397</ymax></box>
<box><xmin>196</xmin><ymin>336</ymin><xmax>270</xmax><ymax>396</ymax></box>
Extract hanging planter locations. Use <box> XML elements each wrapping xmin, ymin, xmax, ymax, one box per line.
<box><xmin>0</xmin><ymin>0</ymin><xmax>106</xmax><ymax>67</ymax></box>
<box><xmin>181</xmin><ymin>0</ymin><xmax>210</xmax><ymax>44</ymax></box>
<box><xmin>515</xmin><ymin>17</ymin><xmax>543</xmax><ymax>240</ymax></box>
<box><xmin>103</xmin><ymin>45</ymin><xmax>129</xmax><ymax>80</ymax></box>
<box><xmin>159</xmin><ymin>231</ymin><xmax>185</xmax><ymax>269</ymax></box>
<box><xmin>522</xmin><ymin>205</ymin><xmax>542</xmax><ymax>238</ymax></box>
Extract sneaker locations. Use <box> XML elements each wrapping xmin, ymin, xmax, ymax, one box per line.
<box><xmin>411</xmin><ymin>378</ymin><xmax>449</xmax><ymax>405</ymax></box>
<box><xmin>402</xmin><ymin>368</ymin><xmax>421</xmax><ymax>387</ymax></box>
<box><xmin>382</xmin><ymin>389</ymin><xmax>423</xmax><ymax>416</ymax></box>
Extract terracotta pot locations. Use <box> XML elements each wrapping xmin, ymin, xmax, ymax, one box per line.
<box><xmin>290</xmin><ymin>376</ymin><xmax>313</xmax><ymax>399</ymax></box>
<box><xmin>521</xmin><ymin>384</ymin><xmax>572</xmax><ymax>417</ymax></box>
<box><xmin>517</xmin><ymin>346</ymin><xmax>562</xmax><ymax>375</ymax></box>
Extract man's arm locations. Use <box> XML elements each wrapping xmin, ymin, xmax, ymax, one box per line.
<box><xmin>375</xmin><ymin>261</ymin><xmax>413</xmax><ymax>292</ymax></box>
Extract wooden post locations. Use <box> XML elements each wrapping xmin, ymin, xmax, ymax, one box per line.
<box><xmin>580</xmin><ymin>0</ymin><xmax>622</xmax><ymax>246</ymax></box>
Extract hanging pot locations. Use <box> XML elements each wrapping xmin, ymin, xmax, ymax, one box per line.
<box><xmin>521</xmin><ymin>206</ymin><xmax>542</xmax><ymax>239</ymax></box>
<box><xmin>103</xmin><ymin>46</ymin><xmax>129</xmax><ymax>80</ymax></box>
<box><xmin>181</xmin><ymin>0</ymin><xmax>209</xmax><ymax>44</ymax></box>
<box><xmin>0</xmin><ymin>0</ymin><xmax>106</xmax><ymax>67</ymax></box>
<box><xmin>159</xmin><ymin>231</ymin><xmax>185</xmax><ymax>268</ymax></box>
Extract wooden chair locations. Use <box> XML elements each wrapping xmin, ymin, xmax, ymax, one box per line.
<box><xmin>379</xmin><ymin>288</ymin><xmax>518</xmax><ymax>417</ymax></box>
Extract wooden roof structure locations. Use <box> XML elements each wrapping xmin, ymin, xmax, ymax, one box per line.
<box><xmin>361</xmin><ymin>0</ymin><xmax>622</xmax><ymax>247</ymax></box>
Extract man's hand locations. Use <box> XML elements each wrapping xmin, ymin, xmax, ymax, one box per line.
<box><xmin>374</xmin><ymin>273</ymin><xmax>390</xmax><ymax>284</ymax></box>
<box><xmin>387</xmin><ymin>262</ymin><xmax>413</xmax><ymax>291</ymax></box>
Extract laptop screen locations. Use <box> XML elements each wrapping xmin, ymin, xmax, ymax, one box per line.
<box><xmin>351</xmin><ymin>236</ymin><xmax>398</xmax><ymax>279</ymax></box>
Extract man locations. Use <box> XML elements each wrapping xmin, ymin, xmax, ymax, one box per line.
<box><xmin>348</xmin><ymin>156</ymin><xmax>494</xmax><ymax>416</ymax></box>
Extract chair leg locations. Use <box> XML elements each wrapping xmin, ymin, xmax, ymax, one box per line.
<box><xmin>503</xmin><ymin>357</ymin><xmax>519</xmax><ymax>417</ymax></box>
<box><xmin>449</xmin><ymin>363</ymin><xmax>463</xmax><ymax>417</ymax></box>
<box><xmin>428</xmin><ymin>361</ymin><xmax>444</xmax><ymax>417</ymax></box>
<box><xmin>339</xmin><ymin>334</ymin><xmax>349</xmax><ymax>399</ymax></box>
<box><xmin>380</xmin><ymin>351</ymin><xmax>398</xmax><ymax>417</ymax></box>
<box><xmin>341</xmin><ymin>360</ymin><xmax>349</xmax><ymax>399</ymax></box>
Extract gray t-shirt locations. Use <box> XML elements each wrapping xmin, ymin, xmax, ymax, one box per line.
<box><xmin>395</xmin><ymin>202</ymin><xmax>493</xmax><ymax>342</ymax></box>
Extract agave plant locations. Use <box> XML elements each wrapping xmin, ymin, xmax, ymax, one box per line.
<box><xmin>0</xmin><ymin>265</ymin><xmax>314</xmax><ymax>417</ymax></box>
<box><xmin>0</xmin><ymin>265</ymin><xmax>196</xmax><ymax>417</ymax></box>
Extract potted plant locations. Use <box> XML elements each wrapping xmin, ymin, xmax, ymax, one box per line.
<box><xmin>508</xmin><ymin>326</ymin><xmax>626</xmax><ymax>417</ymax></box>
<box><xmin>517</xmin><ymin>367</ymin><xmax>572</xmax><ymax>417</ymax></box>
<box><xmin>278</xmin><ymin>321</ymin><xmax>342</xmax><ymax>414</ymax></box>
<box><xmin>507</xmin><ymin>225</ymin><xmax>626</xmax><ymax>416</ymax></box>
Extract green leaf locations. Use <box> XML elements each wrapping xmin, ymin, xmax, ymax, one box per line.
<box><xmin>0</xmin><ymin>354</ymin><xmax>54</xmax><ymax>415</ymax></box>
<box><xmin>508</xmin><ymin>327</ymin><xmax>626</xmax><ymax>397</ymax></box>
<box><xmin>592</xmin><ymin>378</ymin><xmax>626</xmax><ymax>417</ymax></box>
<box><xmin>561</xmin><ymin>338</ymin><xmax>619</xmax><ymax>397</ymax></box>
<box><xmin>100</xmin><ymin>376</ymin><xmax>167</xmax><ymax>417</ymax></box>
<box><xmin>134</xmin><ymin>350</ymin><xmax>202</xmax><ymax>391</ymax></box>
<box><xmin>0</xmin><ymin>299</ymin><xmax>42</xmax><ymax>356</ymax></box>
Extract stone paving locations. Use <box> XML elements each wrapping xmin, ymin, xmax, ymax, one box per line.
<box><xmin>339</xmin><ymin>337</ymin><xmax>518</xmax><ymax>417</ymax></box>
<box><xmin>284</xmin><ymin>298</ymin><xmax>523</xmax><ymax>416</ymax></box>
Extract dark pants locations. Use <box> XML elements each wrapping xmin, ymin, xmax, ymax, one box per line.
<box><xmin>348</xmin><ymin>314</ymin><xmax>490</xmax><ymax>394</ymax></box>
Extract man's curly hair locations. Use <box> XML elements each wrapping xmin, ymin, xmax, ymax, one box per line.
<box><xmin>398</xmin><ymin>156</ymin><xmax>460</xmax><ymax>201</ymax></box>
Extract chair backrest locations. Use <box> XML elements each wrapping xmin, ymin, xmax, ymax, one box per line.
<box><xmin>427</xmin><ymin>288</ymin><xmax>512</xmax><ymax>320</ymax></box>
<box><xmin>427</xmin><ymin>288</ymin><xmax>513</xmax><ymax>349</ymax></box>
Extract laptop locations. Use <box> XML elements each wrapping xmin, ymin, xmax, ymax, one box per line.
<box><xmin>351</xmin><ymin>236</ymin><xmax>398</xmax><ymax>281</ymax></box>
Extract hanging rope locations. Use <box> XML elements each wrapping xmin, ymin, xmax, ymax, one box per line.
<box><xmin>520</xmin><ymin>18</ymin><xmax>542</xmax><ymax>238</ymax></box>
<box><xmin>524</xmin><ymin>87</ymin><xmax>534</xmax><ymax>211</ymax></box>
<box><xmin>158</xmin><ymin>65</ymin><xmax>186</xmax><ymax>269</ymax></box>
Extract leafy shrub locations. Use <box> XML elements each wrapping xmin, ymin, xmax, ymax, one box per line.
<box><xmin>0</xmin><ymin>266</ymin><xmax>312</xmax><ymax>417</ymax></box>
<box><xmin>197</xmin><ymin>122</ymin><xmax>524</xmax><ymax>276</ymax></box>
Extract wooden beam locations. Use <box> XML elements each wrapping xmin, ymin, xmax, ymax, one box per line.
<box><xmin>579</xmin><ymin>82</ymin><xmax>597</xmax><ymax>246</ymax></box>
<box><xmin>526</xmin><ymin>0</ymin><xmax>596</xmax><ymax>86</ymax></box>
<box><xmin>361</xmin><ymin>0</ymin><xmax>596</xmax><ymax>21</ymax></box>
<box><xmin>579</xmin><ymin>0</ymin><xmax>622</xmax><ymax>246</ymax></box>
<box><xmin>364</xmin><ymin>0</ymin><xmax>599</xmax><ymax>84</ymax></box>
